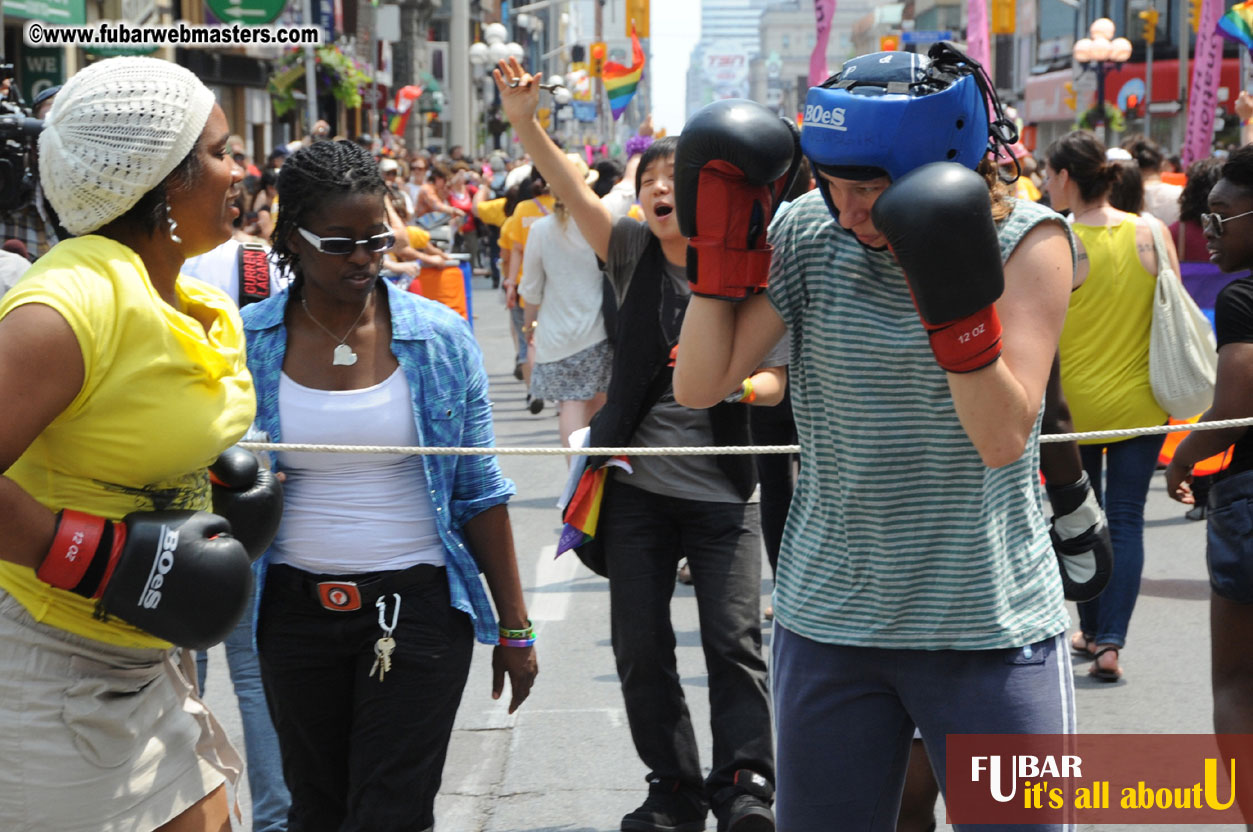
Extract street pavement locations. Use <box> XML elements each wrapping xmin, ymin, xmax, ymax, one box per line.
<box><xmin>204</xmin><ymin>277</ymin><xmax>1235</xmax><ymax>831</ymax></box>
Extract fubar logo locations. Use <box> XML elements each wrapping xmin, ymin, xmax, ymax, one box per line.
<box><xmin>140</xmin><ymin>526</ymin><xmax>180</xmax><ymax>609</ymax></box>
<box><xmin>803</xmin><ymin>104</ymin><xmax>847</xmax><ymax>131</ymax></box>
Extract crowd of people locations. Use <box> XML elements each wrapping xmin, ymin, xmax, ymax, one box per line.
<box><xmin>0</xmin><ymin>44</ymin><xmax>1252</xmax><ymax>832</ymax></box>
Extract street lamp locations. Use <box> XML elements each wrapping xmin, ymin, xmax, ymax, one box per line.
<box><xmin>470</xmin><ymin>23</ymin><xmax>527</xmax><ymax>153</ymax></box>
<box><xmin>1072</xmin><ymin>17</ymin><xmax>1133</xmax><ymax>146</ymax></box>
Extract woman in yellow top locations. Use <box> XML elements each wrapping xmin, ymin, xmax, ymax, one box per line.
<box><xmin>0</xmin><ymin>58</ymin><xmax>259</xmax><ymax>831</ymax></box>
<box><xmin>1044</xmin><ymin>130</ymin><xmax>1181</xmax><ymax>683</ymax></box>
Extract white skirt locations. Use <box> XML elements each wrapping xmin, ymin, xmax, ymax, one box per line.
<box><xmin>0</xmin><ymin>590</ymin><xmax>241</xmax><ymax>832</ymax></box>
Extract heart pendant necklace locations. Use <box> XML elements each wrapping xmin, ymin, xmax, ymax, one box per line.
<box><xmin>302</xmin><ymin>294</ymin><xmax>371</xmax><ymax>366</ymax></box>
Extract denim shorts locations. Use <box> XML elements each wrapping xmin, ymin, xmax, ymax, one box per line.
<box><xmin>1207</xmin><ymin>469</ymin><xmax>1253</xmax><ymax>604</ymax></box>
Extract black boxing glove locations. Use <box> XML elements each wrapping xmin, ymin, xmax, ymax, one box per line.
<box><xmin>675</xmin><ymin>99</ymin><xmax>801</xmax><ymax>299</ymax></box>
<box><xmin>1046</xmin><ymin>472</ymin><xmax>1114</xmax><ymax>602</ymax></box>
<box><xmin>38</xmin><ymin>509</ymin><xmax>253</xmax><ymax>649</ymax></box>
<box><xmin>209</xmin><ymin>445</ymin><xmax>283</xmax><ymax>562</ymax></box>
<box><xmin>871</xmin><ymin>162</ymin><xmax>1005</xmax><ymax>373</ymax></box>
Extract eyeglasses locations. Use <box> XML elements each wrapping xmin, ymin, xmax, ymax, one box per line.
<box><xmin>297</xmin><ymin>227</ymin><xmax>395</xmax><ymax>255</ymax></box>
<box><xmin>1201</xmin><ymin>209</ymin><xmax>1253</xmax><ymax>238</ymax></box>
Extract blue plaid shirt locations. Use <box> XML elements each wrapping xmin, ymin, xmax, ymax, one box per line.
<box><xmin>242</xmin><ymin>280</ymin><xmax>515</xmax><ymax>644</ymax></box>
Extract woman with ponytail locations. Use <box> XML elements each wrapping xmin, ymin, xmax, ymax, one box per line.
<box><xmin>1044</xmin><ymin>130</ymin><xmax>1182</xmax><ymax>683</ymax></box>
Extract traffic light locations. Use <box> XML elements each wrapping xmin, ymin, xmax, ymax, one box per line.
<box><xmin>589</xmin><ymin>41</ymin><xmax>607</xmax><ymax>77</ymax></box>
<box><xmin>991</xmin><ymin>0</ymin><xmax>1016</xmax><ymax>35</ymax></box>
<box><xmin>626</xmin><ymin>0</ymin><xmax>650</xmax><ymax>37</ymax></box>
<box><xmin>1139</xmin><ymin>8</ymin><xmax>1159</xmax><ymax>44</ymax></box>
<box><xmin>1189</xmin><ymin>0</ymin><xmax>1201</xmax><ymax>32</ymax></box>
<box><xmin>1064</xmin><ymin>81</ymin><xmax>1077</xmax><ymax>111</ymax></box>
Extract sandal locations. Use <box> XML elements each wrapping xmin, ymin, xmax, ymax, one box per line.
<box><xmin>1070</xmin><ymin>631</ymin><xmax>1096</xmax><ymax>658</ymax></box>
<box><xmin>1089</xmin><ymin>646</ymin><xmax>1123</xmax><ymax>682</ymax></box>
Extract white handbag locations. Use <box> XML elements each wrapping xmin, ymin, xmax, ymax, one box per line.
<box><xmin>1147</xmin><ymin>219</ymin><xmax>1218</xmax><ymax>419</ymax></box>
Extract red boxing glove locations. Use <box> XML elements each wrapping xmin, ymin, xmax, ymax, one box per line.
<box><xmin>39</xmin><ymin>509</ymin><xmax>253</xmax><ymax>649</ymax></box>
<box><xmin>675</xmin><ymin>100</ymin><xmax>800</xmax><ymax>300</ymax></box>
<box><xmin>920</xmin><ymin>305</ymin><xmax>1003</xmax><ymax>374</ymax></box>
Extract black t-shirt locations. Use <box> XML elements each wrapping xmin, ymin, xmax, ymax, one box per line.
<box><xmin>1213</xmin><ymin>275</ymin><xmax>1253</xmax><ymax>480</ymax></box>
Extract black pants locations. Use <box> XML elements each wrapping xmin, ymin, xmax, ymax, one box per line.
<box><xmin>600</xmin><ymin>480</ymin><xmax>774</xmax><ymax>800</ymax></box>
<box><xmin>750</xmin><ymin>387</ymin><xmax>797</xmax><ymax>576</ymax></box>
<box><xmin>258</xmin><ymin>563</ymin><xmax>474</xmax><ymax>832</ymax></box>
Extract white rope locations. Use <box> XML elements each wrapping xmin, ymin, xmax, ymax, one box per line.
<box><xmin>239</xmin><ymin>416</ymin><xmax>1253</xmax><ymax>457</ymax></box>
<box><xmin>1038</xmin><ymin>416</ymin><xmax>1253</xmax><ymax>444</ymax></box>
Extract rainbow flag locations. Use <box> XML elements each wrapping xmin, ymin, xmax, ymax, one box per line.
<box><xmin>1218</xmin><ymin>0</ymin><xmax>1253</xmax><ymax>49</ymax></box>
<box><xmin>387</xmin><ymin>85</ymin><xmax>423</xmax><ymax>135</ymax></box>
<box><xmin>603</xmin><ymin>28</ymin><xmax>645</xmax><ymax>122</ymax></box>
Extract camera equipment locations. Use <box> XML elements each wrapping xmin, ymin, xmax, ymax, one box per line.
<box><xmin>0</xmin><ymin>70</ymin><xmax>44</xmax><ymax>213</ymax></box>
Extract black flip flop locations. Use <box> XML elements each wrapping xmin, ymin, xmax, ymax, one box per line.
<box><xmin>1089</xmin><ymin>646</ymin><xmax>1122</xmax><ymax>682</ymax></box>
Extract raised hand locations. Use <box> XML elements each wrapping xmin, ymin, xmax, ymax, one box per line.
<box><xmin>492</xmin><ymin>57</ymin><xmax>542</xmax><ymax>127</ymax></box>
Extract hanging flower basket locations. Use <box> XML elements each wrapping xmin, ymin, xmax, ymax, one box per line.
<box><xmin>1076</xmin><ymin>102</ymin><xmax>1126</xmax><ymax>135</ymax></box>
<box><xmin>269</xmin><ymin>45</ymin><xmax>372</xmax><ymax>118</ymax></box>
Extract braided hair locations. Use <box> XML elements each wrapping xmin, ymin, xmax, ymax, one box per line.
<box><xmin>272</xmin><ymin>140</ymin><xmax>388</xmax><ymax>292</ymax></box>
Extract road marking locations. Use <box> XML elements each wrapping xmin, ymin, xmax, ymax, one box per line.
<box><xmin>527</xmin><ymin>544</ymin><xmax>580</xmax><ymax>622</ymax></box>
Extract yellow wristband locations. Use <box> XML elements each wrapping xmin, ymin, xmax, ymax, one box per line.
<box><xmin>740</xmin><ymin>377</ymin><xmax>757</xmax><ymax>404</ymax></box>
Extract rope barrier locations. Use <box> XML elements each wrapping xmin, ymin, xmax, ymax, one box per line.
<box><xmin>239</xmin><ymin>415</ymin><xmax>1253</xmax><ymax>457</ymax></box>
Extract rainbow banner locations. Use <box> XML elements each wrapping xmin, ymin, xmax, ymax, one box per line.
<box><xmin>387</xmin><ymin>84</ymin><xmax>423</xmax><ymax>135</ymax></box>
<box><xmin>603</xmin><ymin>28</ymin><xmax>645</xmax><ymax>122</ymax></box>
<box><xmin>1218</xmin><ymin>0</ymin><xmax>1253</xmax><ymax>49</ymax></box>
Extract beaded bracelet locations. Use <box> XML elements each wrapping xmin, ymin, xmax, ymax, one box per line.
<box><xmin>499</xmin><ymin>620</ymin><xmax>534</xmax><ymax>640</ymax></box>
<box><xmin>499</xmin><ymin>636</ymin><xmax>536</xmax><ymax>648</ymax></box>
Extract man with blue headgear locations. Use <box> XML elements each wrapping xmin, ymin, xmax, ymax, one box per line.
<box><xmin>674</xmin><ymin>44</ymin><xmax>1080</xmax><ymax>829</ymax></box>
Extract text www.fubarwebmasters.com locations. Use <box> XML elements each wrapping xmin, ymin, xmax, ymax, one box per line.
<box><xmin>25</xmin><ymin>21</ymin><xmax>322</xmax><ymax>47</ymax></box>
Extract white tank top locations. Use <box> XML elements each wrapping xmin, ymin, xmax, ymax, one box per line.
<box><xmin>271</xmin><ymin>366</ymin><xmax>445</xmax><ymax>573</ymax></box>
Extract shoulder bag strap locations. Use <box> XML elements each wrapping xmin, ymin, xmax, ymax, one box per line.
<box><xmin>237</xmin><ymin>242</ymin><xmax>272</xmax><ymax>307</ymax></box>
<box><xmin>1146</xmin><ymin>217</ymin><xmax>1172</xmax><ymax>283</ymax></box>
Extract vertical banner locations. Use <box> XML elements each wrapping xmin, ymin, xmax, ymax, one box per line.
<box><xmin>967</xmin><ymin>0</ymin><xmax>990</xmax><ymax>69</ymax></box>
<box><xmin>1182</xmin><ymin>0</ymin><xmax>1227</xmax><ymax>166</ymax></box>
<box><xmin>809</xmin><ymin>0</ymin><xmax>835</xmax><ymax>87</ymax></box>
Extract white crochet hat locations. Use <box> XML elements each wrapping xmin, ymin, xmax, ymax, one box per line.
<box><xmin>39</xmin><ymin>57</ymin><xmax>216</xmax><ymax>236</ymax></box>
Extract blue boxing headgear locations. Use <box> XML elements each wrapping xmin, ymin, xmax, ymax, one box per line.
<box><xmin>802</xmin><ymin>43</ymin><xmax>1018</xmax><ymax>223</ymax></box>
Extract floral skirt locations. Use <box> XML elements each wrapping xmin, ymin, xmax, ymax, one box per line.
<box><xmin>530</xmin><ymin>339</ymin><xmax>612</xmax><ymax>402</ymax></box>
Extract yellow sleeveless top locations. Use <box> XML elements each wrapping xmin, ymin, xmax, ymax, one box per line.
<box><xmin>0</xmin><ymin>237</ymin><xmax>255</xmax><ymax>646</ymax></box>
<box><xmin>1059</xmin><ymin>218</ymin><xmax>1166</xmax><ymax>444</ymax></box>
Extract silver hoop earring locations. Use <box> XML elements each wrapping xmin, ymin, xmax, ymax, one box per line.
<box><xmin>167</xmin><ymin>210</ymin><xmax>182</xmax><ymax>244</ymax></box>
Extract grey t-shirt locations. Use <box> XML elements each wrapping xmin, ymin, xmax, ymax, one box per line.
<box><xmin>603</xmin><ymin>218</ymin><xmax>788</xmax><ymax>504</ymax></box>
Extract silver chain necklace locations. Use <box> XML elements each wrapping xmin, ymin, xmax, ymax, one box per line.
<box><xmin>301</xmin><ymin>295</ymin><xmax>371</xmax><ymax>366</ymax></box>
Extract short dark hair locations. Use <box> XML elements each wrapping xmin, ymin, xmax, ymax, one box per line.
<box><xmin>272</xmin><ymin>140</ymin><xmax>388</xmax><ymax>288</ymax></box>
<box><xmin>1045</xmin><ymin>131</ymin><xmax>1119</xmax><ymax>203</ymax></box>
<box><xmin>1121</xmin><ymin>134</ymin><xmax>1165</xmax><ymax>173</ymax></box>
<box><xmin>1106</xmin><ymin>160</ymin><xmax>1144</xmax><ymax>214</ymax></box>
<box><xmin>635</xmin><ymin>135</ymin><xmax>679</xmax><ymax>195</ymax></box>
<box><xmin>1221</xmin><ymin>144</ymin><xmax>1253</xmax><ymax>193</ymax></box>
<box><xmin>1178</xmin><ymin>158</ymin><xmax>1224</xmax><ymax>223</ymax></box>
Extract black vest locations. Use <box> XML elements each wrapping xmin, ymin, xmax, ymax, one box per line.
<box><xmin>588</xmin><ymin>233</ymin><xmax>756</xmax><ymax>502</ymax></box>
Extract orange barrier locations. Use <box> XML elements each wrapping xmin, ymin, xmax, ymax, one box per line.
<box><xmin>408</xmin><ymin>265</ymin><xmax>468</xmax><ymax>320</ymax></box>
<box><xmin>1157</xmin><ymin>417</ymin><xmax>1234</xmax><ymax>475</ymax></box>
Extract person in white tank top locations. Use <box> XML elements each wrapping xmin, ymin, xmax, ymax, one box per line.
<box><xmin>241</xmin><ymin>140</ymin><xmax>537</xmax><ymax>832</ymax></box>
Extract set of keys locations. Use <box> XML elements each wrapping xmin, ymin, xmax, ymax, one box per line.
<box><xmin>369</xmin><ymin>593</ymin><xmax>401</xmax><ymax>682</ymax></box>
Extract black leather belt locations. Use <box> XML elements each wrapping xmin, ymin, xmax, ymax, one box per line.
<box><xmin>267</xmin><ymin>562</ymin><xmax>445</xmax><ymax>612</ymax></box>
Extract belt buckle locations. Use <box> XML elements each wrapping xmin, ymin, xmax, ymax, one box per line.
<box><xmin>316</xmin><ymin>581</ymin><xmax>362</xmax><ymax>612</ymax></box>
